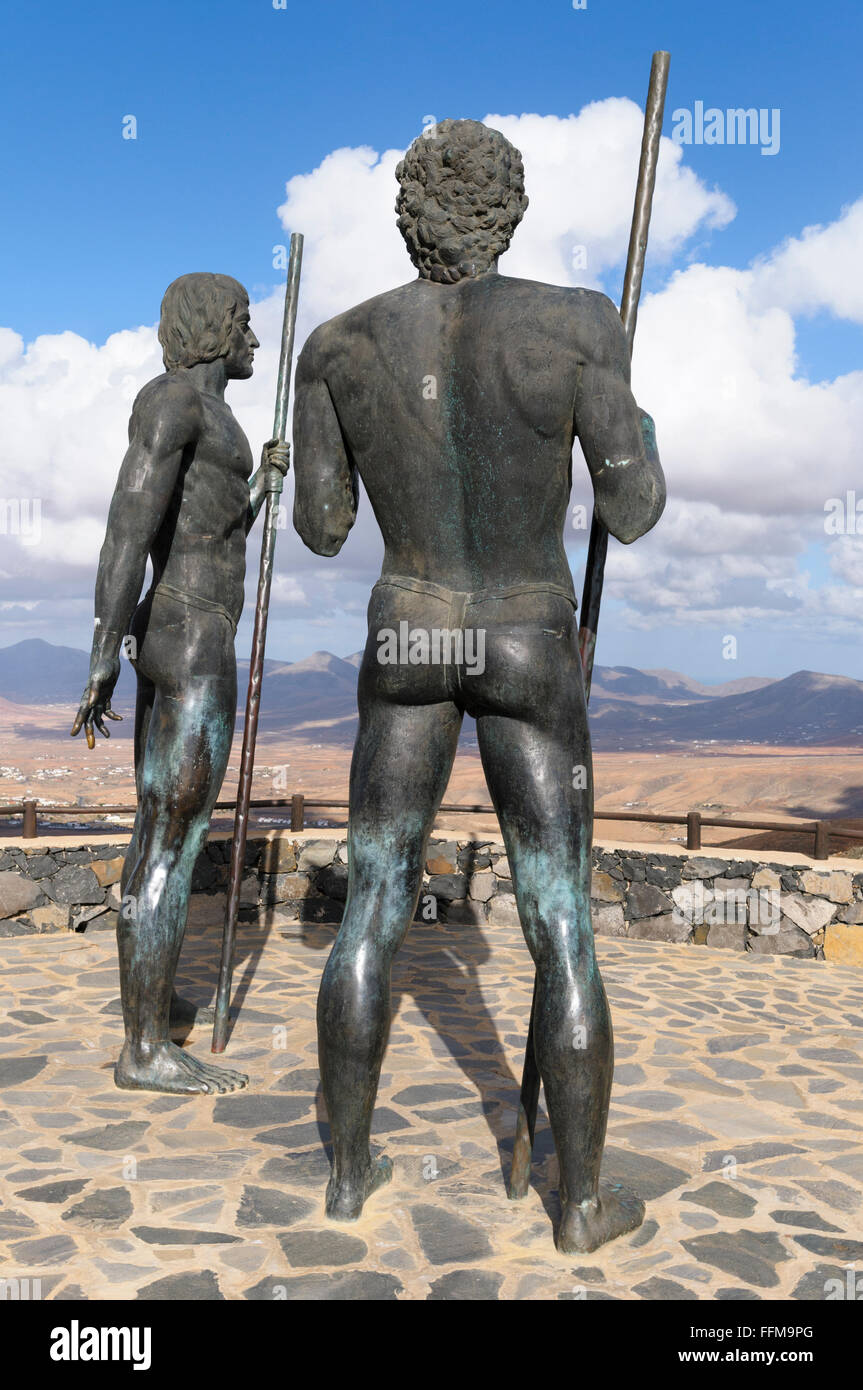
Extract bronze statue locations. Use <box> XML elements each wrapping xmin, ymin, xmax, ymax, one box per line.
<box><xmin>293</xmin><ymin>120</ymin><xmax>665</xmax><ymax>1251</ymax></box>
<box><xmin>71</xmin><ymin>272</ymin><xmax>288</xmax><ymax>1094</ymax></box>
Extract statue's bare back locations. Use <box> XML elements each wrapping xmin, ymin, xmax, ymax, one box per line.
<box><xmin>295</xmin><ymin>273</ymin><xmax>662</xmax><ymax>584</ymax></box>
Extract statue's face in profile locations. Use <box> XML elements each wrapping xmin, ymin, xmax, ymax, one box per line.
<box><xmin>223</xmin><ymin>301</ymin><xmax>259</xmax><ymax>379</ymax></box>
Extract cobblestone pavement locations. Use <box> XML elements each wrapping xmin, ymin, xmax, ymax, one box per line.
<box><xmin>1</xmin><ymin>899</ymin><xmax>862</xmax><ymax>1301</ymax></box>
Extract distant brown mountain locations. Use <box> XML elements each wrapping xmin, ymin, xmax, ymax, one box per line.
<box><xmin>590</xmin><ymin>670</ymin><xmax>863</xmax><ymax>749</ymax></box>
<box><xmin>2</xmin><ymin>640</ymin><xmax>863</xmax><ymax>750</ymax></box>
<box><xmin>590</xmin><ymin>665</ymin><xmax>775</xmax><ymax>705</ymax></box>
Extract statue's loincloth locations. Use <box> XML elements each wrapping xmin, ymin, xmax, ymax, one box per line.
<box><xmin>148</xmin><ymin>581</ymin><xmax>238</xmax><ymax>637</ymax></box>
<box><xmin>366</xmin><ymin>572</ymin><xmax>578</xmax><ymax>705</ymax></box>
<box><xmin>373</xmin><ymin>573</ymin><xmax>577</xmax><ymax>630</ymax></box>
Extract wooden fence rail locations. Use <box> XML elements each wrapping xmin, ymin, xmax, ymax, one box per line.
<box><xmin>2</xmin><ymin>796</ymin><xmax>862</xmax><ymax>860</ymax></box>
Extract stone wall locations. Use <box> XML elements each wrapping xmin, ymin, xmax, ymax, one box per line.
<box><xmin>1</xmin><ymin>833</ymin><xmax>861</xmax><ymax>965</ymax></box>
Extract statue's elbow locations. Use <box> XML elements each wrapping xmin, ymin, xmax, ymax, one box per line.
<box><xmin>311</xmin><ymin>532</ymin><xmax>346</xmax><ymax>557</ymax></box>
<box><xmin>294</xmin><ymin>506</ymin><xmax>352</xmax><ymax>556</ymax></box>
<box><xmin>601</xmin><ymin>472</ymin><xmax>666</xmax><ymax>545</ymax></box>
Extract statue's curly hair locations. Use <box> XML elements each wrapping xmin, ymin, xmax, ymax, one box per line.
<box><xmin>395</xmin><ymin>119</ymin><xmax>528</xmax><ymax>283</ymax></box>
<box><xmin>158</xmin><ymin>272</ymin><xmax>248</xmax><ymax>370</ymax></box>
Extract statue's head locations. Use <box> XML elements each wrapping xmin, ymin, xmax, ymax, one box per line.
<box><xmin>395</xmin><ymin>119</ymin><xmax>528</xmax><ymax>283</ymax></box>
<box><xmin>158</xmin><ymin>272</ymin><xmax>257</xmax><ymax>379</ymax></box>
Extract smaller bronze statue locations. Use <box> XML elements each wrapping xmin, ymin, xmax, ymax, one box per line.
<box><xmin>72</xmin><ymin>272</ymin><xmax>288</xmax><ymax>1094</ymax></box>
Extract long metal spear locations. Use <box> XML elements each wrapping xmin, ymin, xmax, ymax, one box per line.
<box><xmin>508</xmin><ymin>53</ymin><xmax>670</xmax><ymax>1199</ymax></box>
<box><xmin>212</xmin><ymin>232</ymin><xmax>304</xmax><ymax>1053</ymax></box>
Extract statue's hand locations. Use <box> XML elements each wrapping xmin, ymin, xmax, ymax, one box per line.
<box><xmin>261</xmin><ymin>438</ymin><xmax>291</xmax><ymax>478</ymax></box>
<box><xmin>70</xmin><ymin>658</ymin><xmax>123</xmax><ymax>750</ymax></box>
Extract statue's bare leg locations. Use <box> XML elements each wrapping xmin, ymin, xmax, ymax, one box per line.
<box><xmin>318</xmin><ymin>683</ymin><xmax>462</xmax><ymax>1220</ymax></box>
<box><xmin>120</xmin><ymin>599</ymin><xmax>207</xmax><ymax>1030</ymax></box>
<box><xmin>115</xmin><ymin>601</ymin><xmax>247</xmax><ymax>1094</ymax></box>
<box><xmin>473</xmin><ymin>593</ymin><xmax>644</xmax><ymax>1252</ymax></box>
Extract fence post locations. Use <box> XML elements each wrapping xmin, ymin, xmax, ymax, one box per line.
<box><xmin>22</xmin><ymin>800</ymin><xmax>37</xmax><ymax>839</ymax></box>
<box><xmin>686</xmin><ymin>811</ymin><xmax>701</xmax><ymax>851</ymax></box>
<box><xmin>813</xmin><ymin>821</ymin><xmax>830</xmax><ymax>860</ymax></box>
<box><xmin>290</xmin><ymin>793</ymin><xmax>304</xmax><ymax>832</ymax></box>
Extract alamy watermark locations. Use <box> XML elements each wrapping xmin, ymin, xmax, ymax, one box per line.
<box><xmin>824</xmin><ymin>492</ymin><xmax>863</xmax><ymax>534</ymax></box>
<box><xmin>0</xmin><ymin>497</ymin><xmax>42</xmax><ymax>546</ymax></box>
<box><xmin>1</xmin><ymin>1276</ymin><xmax>42</xmax><ymax>1300</ymax></box>
<box><xmin>671</xmin><ymin>102</ymin><xmax>780</xmax><ymax>157</ymax></box>
<box><xmin>377</xmin><ymin>622</ymin><xmax>486</xmax><ymax>675</ymax></box>
<box><xmin>50</xmin><ymin>1321</ymin><xmax>151</xmax><ymax>1370</ymax></box>
<box><xmin>672</xmin><ymin>883</ymin><xmax>781</xmax><ymax>932</ymax></box>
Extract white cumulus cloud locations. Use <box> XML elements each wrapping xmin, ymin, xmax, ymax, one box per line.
<box><xmin>1</xmin><ymin>102</ymin><xmax>862</xmax><ymax>664</ymax></box>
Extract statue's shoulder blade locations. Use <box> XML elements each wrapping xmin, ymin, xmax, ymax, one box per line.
<box><xmin>299</xmin><ymin>281</ymin><xmax>421</xmax><ymax>363</ymax></box>
<box><xmin>129</xmin><ymin>373</ymin><xmax>204</xmax><ymax>452</ymax></box>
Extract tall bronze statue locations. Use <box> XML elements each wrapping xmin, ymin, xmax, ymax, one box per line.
<box><xmin>293</xmin><ymin>120</ymin><xmax>665</xmax><ymax>1252</ymax></box>
<box><xmin>71</xmin><ymin>272</ymin><xmax>288</xmax><ymax>1094</ymax></box>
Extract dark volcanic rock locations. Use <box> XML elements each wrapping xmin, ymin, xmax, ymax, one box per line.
<box><xmin>62</xmin><ymin>1187</ymin><xmax>133</xmax><ymax>1228</ymax></box>
<box><xmin>236</xmin><ymin>1186</ymin><xmax>315</xmax><ymax>1228</ymax></box>
<box><xmin>277</xmin><ymin>1229</ymin><xmax>367</xmax><ymax>1267</ymax></box>
<box><xmin>61</xmin><ymin>1121</ymin><xmax>149</xmax><ymax>1151</ymax></box>
<box><xmin>42</xmin><ymin>865</ymin><xmax>103</xmax><ymax>906</ymax></box>
<box><xmin>768</xmin><ymin>1209</ymin><xmax>842</xmax><ymax>1233</ymax></box>
<box><xmin>212</xmin><ymin>1094</ymin><xmax>311</xmax><ymax>1129</ymax></box>
<box><xmin>411</xmin><ymin>1205</ymin><xmax>493</xmax><ymax>1264</ymax></box>
<box><xmin>681</xmin><ymin>1231</ymin><xmax>790</xmax><ymax>1289</ymax></box>
<box><xmin>0</xmin><ymin>1056</ymin><xmax>48</xmax><ymax>1087</ymax></box>
<box><xmin>792</xmin><ymin>1233</ymin><xmax>863</xmax><ymax>1261</ymax></box>
<box><xmin>702</xmin><ymin>1143</ymin><xmax>802</xmax><ymax>1170</ymax></box>
<box><xmin>14</xmin><ymin>1179</ymin><xmax>89</xmax><ymax>1204</ymax></box>
<box><xmin>634</xmin><ymin>1276</ymin><xmax>692</xmax><ymax>1300</ymax></box>
<box><xmin>601</xmin><ymin>1146</ymin><xmax>690</xmax><ymax>1199</ymax></box>
<box><xmin>790</xmin><ymin>1263</ymin><xmax>854</xmax><ymax>1301</ymax></box>
<box><xmin>428</xmin><ymin>1269</ymin><xmax>503</xmax><ymax>1300</ymax></box>
<box><xmin>626</xmin><ymin>882</ymin><xmax>672</xmax><ymax>918</ymax></box>
<box><xmin>137</xmin><ymin>1271</ymin><xmax>224</xmax><ymax>1300</ymax></box>
<box><xmin>131</xmin><ymin>1226</ymin><xmax>240</xmax><ymax>1245</ymax></box>
<box><xmin>244</xmin><ymin>1272</ymin><xmax>402</xmax><ymax>1301</ymax></box>
<box><xmin>681</xmin><ymin>1182</ymin><xmax>757</xmax><ymax>1218</ymax></box>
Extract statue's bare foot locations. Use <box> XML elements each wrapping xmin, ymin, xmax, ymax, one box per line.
<box><xmin>557</xmin><ymin>1182</ymin><xmax>645</xmax><ymax>1254</ymax></box>
<box><xmin>325</xmin><ymin>1155</ymin><xmax>393</xmax><ymax>1222</ymax></box>
<box><xmin>116</xmin><ymin>1040</ymin><xmax>248</xmax><ymax>1094</ymax></box>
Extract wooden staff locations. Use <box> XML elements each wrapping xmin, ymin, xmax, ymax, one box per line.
<box><xmin>212</xmin><ymin>232</ymin><xmax>304</xmax><ymax>1053</ymax></box>
<box><xmin>508</xmin><ymin>53</ymin><xmax>670</xmax><ymax>1199</ymax></box>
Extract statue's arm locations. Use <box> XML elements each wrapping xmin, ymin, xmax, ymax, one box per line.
<box><xmin>292</xmin><ymin>331</ymin><xmax>358</xmax><ymax>556</ymax></box>
<box><xmin>71</xmin><ymin>382</ymin><xmax>199</xmax><ymax>741</ymax></box>
<box><xmin>574</xmin><ymin>294</ymin><xmax>666</xmax><ymax>545</ymax></box>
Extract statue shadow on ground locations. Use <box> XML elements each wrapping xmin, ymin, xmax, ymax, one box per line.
<box><xmin>224</xmin><ymin>842</ymin><xmax>562</xmax><ymax>1223</ymax></box>
<box><xmin>170</xmin><ymin>856</ymin><xmax>666</xmax><ymax>1234</ymax></box>
<box><xmin>169</xmin><ymin>893</ymin><xmax>284</xmax><ymax>1047</ymax></box>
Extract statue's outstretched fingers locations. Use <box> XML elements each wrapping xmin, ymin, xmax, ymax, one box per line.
<box><xmin>70</xmin><ymin>690</ymin><xmax>93</xmax><ymax>737</ymax></box>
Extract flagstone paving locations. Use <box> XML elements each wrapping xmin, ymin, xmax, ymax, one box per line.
<box><xmin>1</xmin><ymin>897</ymin><xmax>862</xmax><ymax>1301</ymax></box>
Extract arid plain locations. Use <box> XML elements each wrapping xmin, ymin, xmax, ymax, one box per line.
<box><xmin>4</xmin><ymin>695</ymin><xmax>863</xmax><ymax>855</ymax></box>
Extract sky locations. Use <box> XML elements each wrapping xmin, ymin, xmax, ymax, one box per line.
<box><xmin>1</xmin><ymin>0</ymin><xmax>862</xmax><ymax>687</ymax></box>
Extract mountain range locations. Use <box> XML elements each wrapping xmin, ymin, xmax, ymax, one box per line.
<box><xmin>2</xmin><ymin>638</ymin><xmax>863</xmax><ymax>750</ymax></box>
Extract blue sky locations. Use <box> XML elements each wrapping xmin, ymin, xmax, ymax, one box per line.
<box><xmin>2</xmin><ymin>0</ymin><xmax>862</xmax><ymax>682</ymax></box>
<box><xmin>3</xmin><ymin>0</ymin><xmax>860</xmax><ymax>355</ymax></box>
